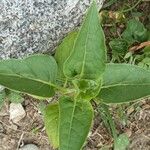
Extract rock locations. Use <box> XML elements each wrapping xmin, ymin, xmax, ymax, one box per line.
<box><xmin>9</xmin><ymin>103</ymin><xmax>26</xmax><ymax>124</ymax></box>
<box><xmin>0</xmin><ymin>0</ymin><xmax>105</xmax><ymax>59</ymax></box>
<box><xmin>0</xmin><ymin>86</ymin><xmax>4</xmax><ymax>92</ymax></box>
<box><xmin>19</xmin><ymin>144</ymin><xmax>39</xmax><ymax>150</ymax></box>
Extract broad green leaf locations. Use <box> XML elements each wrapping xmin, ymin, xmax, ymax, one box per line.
<box><xmin>122</xmin><ymin>19</ymin><xmax>148</xmax><ymax>44</ymax></box>
<box><xmin>55</xmin><ymin>31</ymin><xmax>78</xmax><ymax>79</ymax></box>
<box><xmin>0</xmin><ymin>55</ymin><xmax>57</xmax><ymax>98</ymax></box>
<box><xmin>63</xmin><ymin>1</ymin><xmax>106</xmax><ymax>100</ymax></box>
<box><xmin>114</xmin><ymin>134</ymin><xmax>129</xmax><ymax>150</ymax></box>
<box><xmin>44</xmin><ymin>103</ymin><xmax>59</xmax><ymax>148</ymax></box>
<box><xmin>98</xmin><ymin>64</ymin><xmax>150</xmax><ymax>103</ymax></box>
<box><xmin>59</xmin><ymin>96</ymin><xmax>93</xmax><ymax>150</ymax></box>
<box><xmin>63</xmin><ymin>1</ymin><xmax>106</xmax><ymax>80</ymax></box>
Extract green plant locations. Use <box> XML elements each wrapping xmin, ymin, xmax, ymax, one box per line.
<box><xmin>108</xmin><ymin>18</ymin><xmax>149</xmax><ymax>62</ymax></box>
<box><xmin>0</xmin><ymin>1</ymin><xmax>149</xmax><ymax>150</ymax></box>
<box><xmin>135</xmin><ymin>46</ymin><xmax>150</xmax><ymax>69</ymax></box>
<box><xmin>122</xmin><ymin>19</ymin><xmax>148</xmax><ymax>45</ymax></box>
<box><xmin>98</xmin><ymin>104</ymin><xmax>129</xmax><ymax>150</ymax></box>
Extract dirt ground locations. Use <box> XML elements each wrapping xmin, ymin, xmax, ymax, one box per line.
<box><xmin>0</xmin><ymin>96</ymin><xmax>149</xmax><ymax>150</ymax></box>
<box><xmin>0</xmin><ymin>97</ymin><xmax>51</xmax><ymax>150</ymax></box>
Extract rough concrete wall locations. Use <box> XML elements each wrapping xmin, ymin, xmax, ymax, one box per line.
<box><xmin>0</xmin><ymin>0</ymin><xmax>105</xmax><ymax>59</ymax></box>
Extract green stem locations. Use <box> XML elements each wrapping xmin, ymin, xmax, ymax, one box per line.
<box><xmin>103</xmin><ymin>0</ymin><xmax>118</xmax><ymax>8</ymax></box>
<box><xmin>121</xmin><ymin>0</ymin><xmax>142</xmax><ymax>13</ymax></box>
<box><xmin>63</xmin><ymin>78</ymin><xmax>68</xmax><ymax>88</ymax></box>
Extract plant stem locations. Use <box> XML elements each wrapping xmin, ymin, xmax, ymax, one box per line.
<box><xmin>103</xmin><ymin>0</ymin><xmax>118</xmax><ymax>8</ymax></box>
<box><xmin>63</xmin><ymin>78</ymin><xmax>68</xmax><ymax>88</ymax></box>
<box><xmin>121</xmin><ymin>0</ymin><xmax>142</xmax><ymax>13</ymax></box>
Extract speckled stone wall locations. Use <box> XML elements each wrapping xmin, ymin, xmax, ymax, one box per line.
<box><xmin>0</xmin><ymin>0</ymin><xmax>104</xmax><ymax>59</ymax></box>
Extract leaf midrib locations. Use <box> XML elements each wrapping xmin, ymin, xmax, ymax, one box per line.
<box><xmin>0</xmin><ymin>73</ymin><xmax>55</xmax><ymax>87</ymax></box>
<box><xmin>102</xmin><ymin>83</ymin><xmax>150</xmax><ymax>89</ymax></box>
<box><xmin>64</xmin><ymin>8</ymin><xmax>95</xmax><ymax>148</ymax></box>
<box><xmin>66</xmin><ymin>99</ymin><xmax>77</xmax><ymax>150</ymax></box>
<box><xmin>69</xmin><ymin>3</ymin><xmax>94</xmax><ymax>79</ymax></box>
<box><xmin>80</xmin><ymin>6</ymin><xmax>93</xmax><ymax>78</ymax></box>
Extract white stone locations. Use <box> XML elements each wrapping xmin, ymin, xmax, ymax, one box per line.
<box><xmin>0</xmin><ymin>86</ymin><xmax>4</xmax><ymax>92</ymax></box>
<box><xmin>19</xmin><ymin>144</ymin><xmax>39</xmax><ymax>150</ymax></box>
<box><xmin>9</xmin><ymin>103</ymin><xmax>26</xmax><ymax>124</ymax></box>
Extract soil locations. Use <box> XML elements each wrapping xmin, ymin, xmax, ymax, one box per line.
<box><xmin>0</xmin><ymin>97</ymin><xmax>52</xmax><ymax>150</ymax></box>
<box><xmin>0</xmin><ymin>96</ymin><xmax>149</xmax><ymax>150</ymax></box>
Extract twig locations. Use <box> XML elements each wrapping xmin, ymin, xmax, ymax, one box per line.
<box><xmin>0</xmin><ymin>113</ymin><xmax>9</xmax><ymax>117</ymax></box>
<box><xmin>129</xmin><ymin>41</ymin><xmax>150</xmax><ymax>52</ymax></box>
<box><xmin>17</xmin><ymin>132</ymin><xmax>24</xmax><ymax>150</ymax></box>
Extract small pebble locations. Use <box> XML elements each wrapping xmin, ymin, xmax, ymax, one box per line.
<box><xmin>19</xmin><ymin>144</ymin><xmax>39</xmax><ymax>150</ymax></box>
<box><xmin>0</xmin><ymin>86</ymin><xmax>4</xmax><ymax>92</ymax></box>
<box><xmin>9</xmin><ymin>103</ymin><xmax>26</xmax><ymax>124</ymax></box>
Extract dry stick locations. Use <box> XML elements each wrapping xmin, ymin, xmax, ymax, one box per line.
<box><xmin>129</xmin><ymin>41</ymin><xmax>150</xmax><ymax>52</ymax></box>
<box><xmin>17</xmin><ymin>132</ymin><xmax>24</xmax><ymax>150</ymax></box>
